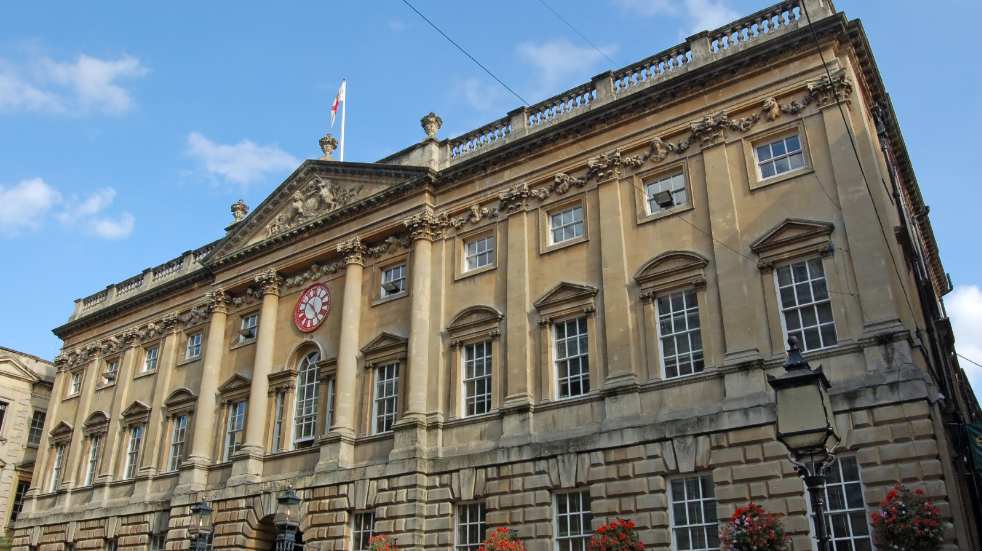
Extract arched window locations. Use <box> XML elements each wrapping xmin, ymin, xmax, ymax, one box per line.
<box><xmin>293</xmin><ymin>350</ymin><xmax>320</xmax><ymax>447</ymax></box>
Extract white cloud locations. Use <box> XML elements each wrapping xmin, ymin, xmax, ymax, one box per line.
<box><xmin>186</xmin><ymin>132</ymin><xmax>299</xmax><ymax>186</ymax></box>
<box><xmin>949</xmin><ymin>285</ymin><xmax>982</xmax><ymax>396</ymax></box>
<box><xmin>515</xmin><ymin>38</ymin><xmax>617</xmax><ymax>99</ymax></box>
<box><xmin>0</xmin><ymin>178</ymin><xmax>62</xmax><ymax>235</ymax></box>
<box><xmin>684</xmin><ymin>0</ymin><xmax>739</xmax><ymax>33</ymax></box>
<box><xmin>0</xmin><ymin>178</ymin><xmax>134</xmax><ymax>238</ymax></box>
<box><xmin>613</xmin><ymin>0</ymin><xmax>738</xmax><ymax>34</ymax></box>
<box><xmin>88</xmin><ymin>212</ymin><xmax>135</xmax><ymax>239</ymax></box>
<box><xmin>453</xmin><ymin>77</ymin><xmax>507</xmax><ymax>113</ymax></box>
<box><xmin>0</xmin><ymin>53</ymin><xmax>147</xmax><ymax>115</ymax></box>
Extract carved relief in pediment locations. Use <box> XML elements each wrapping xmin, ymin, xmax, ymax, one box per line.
<box><xmin>265</xmin><ymin>177</ymin><xmax>363</xmax><ymax>238</ymax></box>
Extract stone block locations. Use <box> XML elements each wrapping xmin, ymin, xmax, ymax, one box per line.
<box><xmin>635</xmin><ymin>459</ymin><xmax>664</xmax><ymax>476</ymax></box>
<box><xmin>606</xmin><ymin>480</ymin><xmax>641</xmax><ymax>497</ymax></box>
<box><xmin>728</xmin><ymin>425</ymin><xmax>775</xmax><ymax>445</ymax></box>
<box><xmin>709</xmin><ymin>447</ymin><xmax>743</xmax><ymax>465</ymax></box>
<box><xmin>762</xmin><ymin>441</ymin><xmax>787</xmax><ymax>459</ymax></box>
<box><xmin>850</xmin><ymin>426</ymin><xmax>892</xmax><ymax>447</ymax></box>
<box><xmin>902</xmin><ymin>401</ymin><xmax>930</xmax><ymax>419</ymax></box>
<box><xmin>921</xmin><ymin>459</ymin><xmax>944</xmax><ymax>478</ymax></box>
<box><xmin>731</xmin><ymin>461</ymin><xmax>782</xmax><ymax>482</ymax></box>
<box><xmin>716</xmin><ymin>483</ymin><xmax>749</xmax><ymax>501</ymax></box>
<box><xmin>750</xmin><ymin>482</ymin><xmax>767</xmax><ymax>498</ymax></box>
<box><xmin>872</xmin><ymin>405</ymin><xmax>906</xmax><ymax>424</ymax></box>
<box><xmin>744</xmin><ymin>444</ymin><xmax>763</xmax><ymax>463</ymax></box>
<box><xmin>767</xmin><ymin>477</ymin><xmax>804</xmax><ymax>496</ymax></box>
<box><xmin>636</xmin><ymin>493</ymin><xmax>666</xmax><ymax>511</ymax></box>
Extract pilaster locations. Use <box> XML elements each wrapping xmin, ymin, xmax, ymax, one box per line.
<box><xmin>502</xmin><ymin>209</ymin><xmax>535</xmax><ymax>441</ymax></box>
<box><xmin>137</xmin><ymin>318</ymin><xmax>179</xmax><ymax>480</ymax></box>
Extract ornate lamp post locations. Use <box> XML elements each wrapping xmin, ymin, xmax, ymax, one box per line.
<box><xmin>274</xmin><ymin>487</ymin><xmax>303</xmax><ymax>551</ymax></box>
<box><xmin>767</xmin><ymin>337</ymin><xmax>840</xmax><ymax>551</ymax></box>
<box><xmin>188</xmin><ymin>501</ymin><xmax>213</xmax><ymax>551</ymax></box>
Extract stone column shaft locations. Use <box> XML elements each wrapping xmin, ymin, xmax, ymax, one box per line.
<box><xmin>187</xmin><ymin>300</ymin><xmax>227</xmax><ymax>464</ymax></box>
<box><xmin>242</xmin><ymin>277</ymin><xmax>281</xmax><ymax>453</ymax></box>
<box><xmin>332</xmin><ymin>256</ymin><xmax>363</xmax><ymax>437</ymax></box>
<box><xmin>503</xmin><ymin>210</ymin><xmax>533</xmax><ymax>406</ymax></box>
<box><xmin>405</xmin><ymin>235</ymin><xmax>433</xmax><ymax>418</ymax></box>
<box><xmin>140</xmin><ymin>327</ymin><xmax>178</xmax><ymax>475</ymax></box>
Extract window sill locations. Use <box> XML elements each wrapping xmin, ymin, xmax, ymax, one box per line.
<box><xmin>176</xmin><ymin>355</ymin><xmax>202</xmax><ymax>367</ymax></box>
<box><xmin>371</xmin><ymin>291</ymin><xmax>408</xmax><ymax>307</ymax></box>
<box><xmin>133</xmin><ymin>370</ymin><xmax>156</xmax><ymax>380</ymax></box>
<box><xmin>542</xmin><ymin>234</ymin><xmax>588</xmax><ymax>255</ymax></box>
<box><xmin>96</xmin><ymin>381</ymin><xmax>117</xmax><ymax>391</ymax></box>
<box><xmin>750</xmin><ymin>166</ymin><xmax>813</xmax><ymax>191</ymax></box>
<box><xmin>359</xmin><ymin>430</ymin><xmax>394</xmax><ymax>442</ymax></box>
<box><xmin>230</xmin><ymin>338</ymin><xmax>257</xmax><ymax>351</ymax></box>
<box><xmin>637</xmin><ymin>203</ymin><xmax>694</xmax><ymax>225</ymax></box>
<box><xmin>63</xmin><ymin>393</ymin><xmax>80</xmax><ymax>401</ymax></box>
<box><xmin>455</xmin><ymin>263</ymin><xmax>497</xmax><ymax>282</ymax></box>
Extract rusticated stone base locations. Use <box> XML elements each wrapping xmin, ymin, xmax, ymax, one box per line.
<box><xmin>11</xmin><ymin>400</ymin><xmax>964</xmax><ymax>551</ymax></box>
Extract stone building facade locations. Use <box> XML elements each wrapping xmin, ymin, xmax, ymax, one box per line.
<box><xmin>13</xmin><ymin>1</ymin><xmax>982</xmax><ymax>550</ymax></box>
<box><xmin>0</xmin><ymin>347</ymin><xmax>54</xmax><ymax>550</ymax></box>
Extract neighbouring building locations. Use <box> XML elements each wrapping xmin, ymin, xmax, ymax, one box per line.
<box><xmin>13</xmin><ymin>1</ymin><xmax>982</xmax><ymax>550</ymax></box>
<box><xmin>0</xmin><ymin>347</ymin><xmax>54</xmax><ymax>550</ymax></box>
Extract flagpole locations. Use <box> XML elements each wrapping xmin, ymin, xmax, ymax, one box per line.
<box><xmin>339</xmin><ymin>80</ymin><xmax>347</xmax><ymax>162</ymax></box>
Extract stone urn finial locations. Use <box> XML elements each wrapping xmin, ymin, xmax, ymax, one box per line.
<box><xmin>421</xmin><ymin>112</ymin><xmax>443</xmax><ymax>140</ymax></box>
<box><xmin>319</xmin><ymin>133</ymin><xmax>338</xmax><ymax>160</ymax></box>
<box><xmin>231</xmin><ymin>199</ymin><xmax>249</xmax><ymax>222</ymax></box>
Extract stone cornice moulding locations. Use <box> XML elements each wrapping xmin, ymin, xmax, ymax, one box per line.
<box><xmin>750</xmin><ymin>218</ymin><xmax>835</xmax><ymax>269</ymax></box>
<box><xmin>635</xmin><ymin>251</ymin><xmax>710</xmax><ymax>299</ymax></box>
<box><xmin>82</xmin><ymin>410</ymin><xmax>110</xmax><ymax>436</ymax></box>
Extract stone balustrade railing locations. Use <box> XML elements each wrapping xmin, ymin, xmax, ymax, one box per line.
<box><xmin>72</xmin><ymin>241</ymin><xmax>219</xmax><ymax>320</ymax></box>
<box><xmin>439</xmin><ymin>0</ymin><xmax>828</xmax><ymax>168</ymax></box>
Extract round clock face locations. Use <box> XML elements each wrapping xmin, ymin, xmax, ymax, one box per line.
<box><xmin>293</xmin><ymin>283</ymin><xmax>331</xmax><ymax>333</ymax></box>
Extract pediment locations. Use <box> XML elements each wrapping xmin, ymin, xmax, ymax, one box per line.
<box><xmin>164</xmin><ymin>387</ymin><xmax>197</xmax><ymax>407</ymax></box>
<box><xmin>50</xmin><ymin>420</ymin><xmax>74</xmax><ymax>438</ymax></box>
<box><xmin>448</xmin><ymin>306</ymin><xmax>503</xmax><ymax>334</ymax></box>
<box><xmin>0</xmin><ymin>357</ymin><xmax>41</xmax><ymax>384</ymax></box>
<box><xmin>635</xmin><ymin>251</ymin><xmax>709</xmax><ymax>286</ymax></box>
<box><xmin>121</xmin><ymin>400</ymin><xmax>151</xmax><ymax>420</ymax></box>
<box><xmin>750</xmin><ymin>219</ymin><xmax>834</xmax><ymax>255</ymax></box>
<box><xmin>534</xmin><ymin>282</ymin><xmax>598</xmax><ymax>312</ymax></box>
<box><xmin>218</xmin><ymin>373</ymin><xmax>252</xmax><ymax>394</ymax></box>
<box><xmin>208</xmin><ymin>161</ymin><xmax>432</xmax><ymax>261</ymax></box>
<box><xmin>83</xmin><ymin>411</ymin><xmax>110</xmax><ymax>434</ymax></box>
<box><xmin>361</xmin><ymin>332</ymin><xmax>408</xmax><ymax>356</ymax></box>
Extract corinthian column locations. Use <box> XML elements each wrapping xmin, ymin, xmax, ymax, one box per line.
<box><xmin>230</xmin><ymin>269</ymin><xmax>281</xmax><ymax>485</ymax></box>
<box><xmin>177</xmin><ymin>290</ymin><xmax>228</xmax><ymax>493</ymax></box>
<box><xmin>403</xmin><ymin>209</ymin><xmax>439</xmax><ymax>421</ymax></box>
<box><xmin>317</xmin><ymin>238</ymin><xmax>364</xmax><ymax>471</ymax></box>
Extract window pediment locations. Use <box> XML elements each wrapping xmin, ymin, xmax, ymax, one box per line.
<box><xmin>49</xmin><ymin>420</ymin><xmax>74</xmax><ymax>444</ymax></box>
<box><xmin>82</xmin><ymin>411</ymin><xmax>110</xmax><ymax>435</ymax></box>
<box><xmin>361</xmin><ymin>332</ymin><xmax>408</xmax><ymax>367</ymax></box>
<box><xmin>218</xmin><ymin>373</ymin><xmax>252</xmax><ymax>402</ymax></box>
<box><xmin>447</xmin><ymin>306</ymin><xmax>503</xmax><ymax>344</ymax></box>
<box><xmin>121</xmin><ymin>400</ymin><xmax>151</xmax><ymax>425</ymax></box>
<box><xmin>635</xmin><ymin>251</ymin><xmax>709</xmax><ymax>298</ymax></box>
<box><xmin>534</xmin><ymin>282</ymin><xmax>598</xmax><ymax>323</ymax></box>
<box><xmin>164</xmin><ymin>387</ymin><xmax>197</xmax><ymax>414</ymax></box>
<box><xmin>751</xmin><ymin>218</ymin><xmax>834</xmax><ymax>268</ymax></box>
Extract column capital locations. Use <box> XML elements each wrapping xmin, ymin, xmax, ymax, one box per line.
<box><xmin>337</xmin><ymin>236</ymin><xmax>367</xmax><ymax>266</ymax></box>
<box><xmin>205</xmin><ymin>288</ymin><xmax>231</xmax><ymax>313</ymax></box>
<box><xmin>254</xmin><ymin>268</ymin><xmax>284</xmax><ymax>296</ymax></box>
<box><xmin>403</xmin><ymin>206</ymin><xmax>445</xmax><ymax>241</ymax></box>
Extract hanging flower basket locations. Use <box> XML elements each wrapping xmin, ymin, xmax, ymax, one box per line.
<box><xmin>368</xmin><ymin>535</ymin><xmax>393</xmax><ymax>551</ymax></box>
<box><xmin>870</xmin><ymin>484</ymin><xmax>944</xmax><ymax>551</ymax></box>
<box><xmin>720</xmin><ymin>502</ymin><xmax>790</xmax><ymax>551</ymax></box>
<box><xmin>588</xmin><ymin>518</ymin><xmax>645</xmax><ymax>551</ymax></box>
<box><xmin>480</xmin><ymin>527</ymin><xmax>527</xmax><ymax>551</ymax></box>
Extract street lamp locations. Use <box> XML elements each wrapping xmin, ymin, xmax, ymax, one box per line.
<box><xmin>188</xmin><ymin>501</ymin><xmax>213</xmax><ymax>551</ymax></box>
<box><xmin>767</xmin><ymin>337</ymin><xmax>840</xmax><ymax>551</ymax></box>
<box><xmin>274</xmin><ymin>487</ymin><xmax>303</xmax><ymax>551</ymax></box>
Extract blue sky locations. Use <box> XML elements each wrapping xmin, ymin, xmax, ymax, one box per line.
<box><xmin>2</xmin><ymin>0</ymin><xmax>980</xmax><ymax>393</ymax></box>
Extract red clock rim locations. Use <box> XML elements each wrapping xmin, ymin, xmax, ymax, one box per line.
<box><xmin>294</xmin><ymin>283</ymin><xmax>331</xmax><ymax>333</ymax></box>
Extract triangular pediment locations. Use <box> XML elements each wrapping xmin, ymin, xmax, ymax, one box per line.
<box><xmin>208</xmin><ymin>161</ymin><xmax>432</xmax><ymax>262</ymax></box>
<box><xmin>635</xmin><ymin>251</ymin><xmax>709</xmax><ymax>285</ymax></box>
<box><xmin>361</xmin><ymin>332</ymin><xmax>408</xmax><ymax>355</ymax></box>
<box><xmin>448</xmin><ymin>306</ymin><xmax>503</xmax><ymax>333</ymax></box>
<box><xmin>0</xmin><ymin>357</ymin><xmax>41</xmax><ymax>384</ymax></box>
<box><xmin>751</xmin><ymin>218</ymin><xmax>834</xmax><ymax>255</ymax></box>
<box><xmin>534</xmin><ymin>282</ymin><xmax>598</xmax><ymax>312</ymax></box>
<box><xmin>121</xmin><ymin>400</ymin><xmax>151</xmax><ymax>420</ymax></box>
<box><xmin>218</xmin><ymin>373</ymin><xmax>252</xmax><ymax>394</ymax></box>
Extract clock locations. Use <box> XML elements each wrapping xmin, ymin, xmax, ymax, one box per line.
<box><xmin>293</xmin><ymin>283</ymin><xmax>331</xmax><ymax>333</ymax></box>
